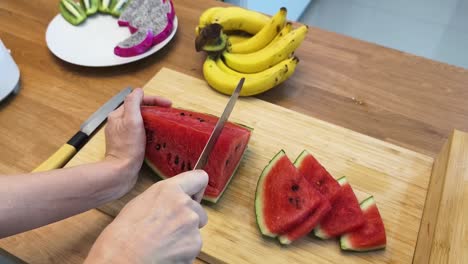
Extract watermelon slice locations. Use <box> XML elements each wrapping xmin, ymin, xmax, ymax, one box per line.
<box><xmin>295</xmin><ymin>150</ymin><xmax>341</xmax><ymax>202</ymax></box>
<box><xmin>276</xmin><ymin>150</ymin><xmax>342</xmax><ymax>244</ymax></box>
<box><xmin>341</xmin><ymin>196</ymin><xmax>386</xmax><ymax>251</ymax></box>
<box><xmin>255</xmin><ymin>150</ymin><xmax>322</xmax><ymax>238</ymax></box>
<box><xmin>141</xmin><ymin>106</ymin><xmax>251</xmax><ymax>203</ymax></box>
<box><xmin>314</xmin><ymin>177</ymin><xmax>365</xmax><ymax>239</ymax></box>
<box><xmin>278</xmin><ymin>199</ymin><xmax>331</xmax><ymax>244</ymax></box>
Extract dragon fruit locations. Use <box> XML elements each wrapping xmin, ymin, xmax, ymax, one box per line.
<box><xmin>114</xmin><ymin>0</ymin><xmax>175</xmax><ymax>57</ymax></box>
<box><xmin>114</xmin><ymin>29</ymin><xmax>154</xmax><ymax>57</ymax></box>
<box><xmin>117</xmin><ymin>0</ymin><xmax>146</xmax><ymax>27</ymax></box>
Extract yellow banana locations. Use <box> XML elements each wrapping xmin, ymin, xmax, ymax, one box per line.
<box><xmin>227</xmin><ymin>34</ymin><xmax>250</xmax><ymax>44</ymax></box>
<box><xmin>210</xmin><ymin>7</ymin><xmax>270</xmax><ymax>35</ymax></box>
<box><xmin>215</xmin><ymin>56</ymin><xmax>291</xmax><ymax>80</ymax></box>
<box><xmin>263</xmin><ymin>21</ymin><xmax>292</xmax><ymax>49</ymax></box>
<box><xmin>195</xmin><ymin>7</ymin><xmax>224</xmax><ymax>36</ymax></box>
<box><xmin>203</xmin><ymin>56</ymin><xmax>299</xmax><ymax>96</ymax></box>
<box><xmin>223</xmin><ymin>25</ymin><xmax>308</xmax><ymax>73</ymax></box>
<box><xmin>228</xmin><ymin>7</ymin><xmax>287</xmax><ymax>54</ymax></box>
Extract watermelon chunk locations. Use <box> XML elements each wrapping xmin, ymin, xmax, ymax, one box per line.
<box><xmin>314</xmin><ymin>177</ymin><xmax>365</xmax><ymax>239</ymax></box>
<box><xmin>255</xmin><ymin>150</ymin><xmax>322</xmax><ymax>238</ymax></box>
<box><xmin>295</xmin><ymin>150</ymin><xmax>341</xmax><ymax>202</ymax></box>
<box><xmin>142</xmin><ymin>106</ymin><xmax>251</xmax><ymax>203</ymax></box>
<box><xmin>341</xmin><ymin>196</ymin><xmax>386</xmax><ymax>251</ymax></box>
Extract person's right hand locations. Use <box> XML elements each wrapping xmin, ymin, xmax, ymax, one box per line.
<box><xmin>84</xmin><ymin>170</ymin><xmax>209</xmax><ymax>264</ymax></box>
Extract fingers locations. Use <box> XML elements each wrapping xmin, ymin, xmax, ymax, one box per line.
<box><xmin>170</xmin><ymin>170</ymin><xmax>208</xmax><ymax>198</ymax></box>
<box><xmin>142</xmin><ymin>95</ymin><xmax>172</xmax><ymax>107</ymax></box>
<box><xmin>109</xmin><ymin>104</ymin><xmax>124</xmax><ymax>119</ymax></box>
<box><xmin>192</xmin><ymin>183</ymin><xmax>207</xmax><ymax>203</ymax></box>
<box><xmin>189</xmin><ymin>200</ymin><xmax>208</xmax><ymax>228</ymax></box>
<box><xmin>123</xmin><ymin>88</ymin><xmax>144</xmax><ymax>121</ymax></box>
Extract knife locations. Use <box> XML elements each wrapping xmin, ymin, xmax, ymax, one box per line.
<box><xmin>32</xmin><ymin>88</ymin><xmax>132</xmax><ymax>172</ymax></box>
<box><xmin>193</xmin><ymin>78</ymin><xmax>245</xmax><ymax>170</ymax></box>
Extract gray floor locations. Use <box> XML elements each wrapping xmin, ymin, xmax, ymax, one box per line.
<box><xmin>226</xmin><ymin>0</ymin><xmax>468</xmax><ymax>69</ymax></box>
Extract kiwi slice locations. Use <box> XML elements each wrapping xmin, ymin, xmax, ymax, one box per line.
<box><xmin>59</xmin><ymin>0</ymin><xmax>87</xmax><ymax>26</ymax></box>
<box><xmin>80</xmin><ymin>0</ymin><xmax>99</xmax><ymax>16</ymax></box>
<box><xmin>99</xmin><ymin>0</ymin><xmax>113</xmax><ymax>13</ymax></box>
<box><xmin>110</xmin><ymin>0</ymin><xmax>129</xmax><ymax>17</ymax></box>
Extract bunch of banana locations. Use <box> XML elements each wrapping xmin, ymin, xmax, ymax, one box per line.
<box><xmin>196</xmin><ymin>6</ymin><xmax>308</xmax><ymax>96</ymax></box>
<box><xmin>204</xmin><ymin>56</ymin><xmax>299</xmax><ymax>96</ymax></box>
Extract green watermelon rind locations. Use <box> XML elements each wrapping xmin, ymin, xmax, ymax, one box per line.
<box><xmin>292</xmin><ymin>149</ymin><xmax>309</xmax><ymax>166</ymax></box>
<box><xmin>255</xmin><ymin>150</ymin><xmax>286</xmax><ymax>238</ymax></box>
<box><xmin>144</xmin><ymin>145</ymin><xmax>248</xmax><ymax>203</ymax></box>
<box><xmin>278</xmin><ymin>235</ymin><xmax>292</xmax><ymax>245</ymax></box>
<box><xmin>314</xmin><ymin>176</ymin><xmax>348</xmax><ymax>239</ymax></box>
<box><xmin>340</xmin><ymin>196</ymin><xmax>386</xmax><ymax>252</ymax></box>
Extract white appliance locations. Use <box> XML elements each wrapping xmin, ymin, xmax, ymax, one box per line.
<box><xmin>0</xmin><ymin>39</ymin><xmax>21</xmax><ymax>102</ymax></box>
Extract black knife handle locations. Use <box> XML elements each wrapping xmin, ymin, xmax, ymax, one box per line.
<box><xmin>67</xmin><ymin>131</ymin><xmax>89</xmax><ymax>151</ymax></box>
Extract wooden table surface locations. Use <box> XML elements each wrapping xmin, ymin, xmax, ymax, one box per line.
<box><xmin>1</xmin><ymin>0</ymin><xmax>468</xmax><ymax>263</ymax></box>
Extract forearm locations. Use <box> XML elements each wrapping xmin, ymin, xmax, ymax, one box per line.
<box><xmin>0</xmin><ymin>159</ymin><xmax>133</xmax><ymax>238</ymax></box>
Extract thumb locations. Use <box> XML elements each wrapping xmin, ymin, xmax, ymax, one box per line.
<box><xmin>169</xmin><ymin>170</ymin><xmax>208</xmax><ymax>202</ymax></box>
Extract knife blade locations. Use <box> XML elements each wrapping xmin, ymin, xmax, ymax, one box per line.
<box><xmin>193</xmin><ymin>78</ymin><xmax>245</xmax><ymax>170</ymax></box>
<box><xmin>32</xmin><ymin>88</ymin><xmax>132</xmax><ymax>172</ymax></box>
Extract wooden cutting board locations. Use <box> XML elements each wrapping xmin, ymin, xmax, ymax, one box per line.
<box><xmin>66</xmin><ymin>68</ymin><xmax>434</xmax><ymax>263</ymax></box>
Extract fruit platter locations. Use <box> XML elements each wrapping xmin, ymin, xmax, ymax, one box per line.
<box><xmin>46</xmin><ymin>0</ymin><xmax>177</xmax><ymax>66</ymax></box>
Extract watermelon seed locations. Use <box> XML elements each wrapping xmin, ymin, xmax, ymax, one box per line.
<box><xmin>188</xmin><ymin>161</ymin><xmax>192</xmax><ymax>170</ymax></box>
<box><xmin>146</xmin><ymin>130</ymin><xmax>154</xmax><ymax>143</ymax></box>
<box><xmin>181</xmin><ymin>161</ymin><xmax>185</xmax><ymax>171</ymax></box>
<box><xmin>292</xmin><ymin>184</ymin><xmax>299</xmax><ymax>192</ymax></box>
<box><xmin>295</xmin><ymin>197</ymin><xmax>301</xmax><ymax>209</ymax></box>
<box><xmin>156</xmin><ymin>144</ymin><xmax>161</xmax><ymax>150</ymax></box>
<box><xmin>199</xmin><ymin>119</ymin><xmax>205</xmax><ymax>122</ymax></box>
<box><xmin>180</xmin><ymin>112</ymin><xmax>185</xmax><ymax>116</ymax></box>
<box><xmin>175</xmin><ymin>155</ymin><xmax>179</xmax><ymax>165</ymax></box>
<box><xmin>235</xmin><ymin>144</ymin><xmax>240</xmax><ymax>151</ymax></box>
<box><xmin>225</xmin><ymin>159</ymin><xmax>230</xmax><ymax>166</ymax></box>
<box><xmin>288</xmin><ymin>197</ymin><xmax>294</xmax><ymax>204</ymax></box>
<box><xmin>316</xmin><ymin>181</ymin><xmax>322</xmax><ymax>186</ymax></box>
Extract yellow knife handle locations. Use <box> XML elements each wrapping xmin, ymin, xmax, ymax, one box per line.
<box><xmin>32</xmin><ymin>131</ymin><xmax>89</xmax><ymax>172</ymax></box>
<box><xmin>32</xmin><ymin>144</ymin><xmax>77</xmax><ymax>172</ymax></box>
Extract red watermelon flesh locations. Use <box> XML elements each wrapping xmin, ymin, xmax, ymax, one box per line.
<box><xmin>294</xmin><ymin>150</ymin><xmax>341</xmax><ymax>203</ymax></box>
<box><xmin>340</xmin><ymin>196</ymin><xmax>386</xmax><ymax>251</ymax></box>
<box><xmin>142</xmin><ymin>106</ymin><xmax>251</xmax><ymax>203</ymax></box>
<box><xmin>314</xmin><ymin>176</ymin><xmax>365</xmax><ymax>239</ymax></box>
<box><xmin>278</xmin><ymin>198</ymin><xmax>331</xmax><ymax>244</ymax></box>
<box><xmin>255</xmin><ymin>150</ymin><xmax>322</xmax><ymax>237</ymax></box>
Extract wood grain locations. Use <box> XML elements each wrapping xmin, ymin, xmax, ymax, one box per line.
<box><xmin>66</xmin><ymin>68</ymin><xmax>435</xmax><ymax>263</ymax></box>
<box><xmin>414</xmin><ymin>130</ymin><xmax>468</xmax><ymax>264</ymax></box>
<box><xmin>0</xmin><ymin>210</ymin><xmax>112</xmax><ymax>264</ymax></box>
<box><xmin>1</xmin><ymin>0</ymin><xmax>468</xmax><ymax>262</ymax></box>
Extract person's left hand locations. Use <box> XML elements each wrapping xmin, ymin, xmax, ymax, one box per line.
<box><xmin>104</xmin><ymin>88</ymin><xmax>172</xmax><ymax>192</ymax></box>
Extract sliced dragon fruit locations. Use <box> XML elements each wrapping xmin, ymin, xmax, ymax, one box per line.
<box><xmin>114</xmin><ymin>29</ymin><xmax>154</xmax><ymax>57</ymax></box>
<box><xmin>152</xmin><ymin>13</ymin><xmax>174</xmax><ymax>45</ymax></box>
<box><xmin>117</xmin><ymin>0</ymin><xmax>147</xmax><ymax>27</ymax></box>
<box><xmin>114</xmin><ymin>0</ymin><xmax>175</xmax><ymax>57</ymax></box>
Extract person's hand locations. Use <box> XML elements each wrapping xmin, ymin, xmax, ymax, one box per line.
<box><xmin>104</xmin><ymin>88</ymin><xmax>171</xmax><ymax>192</ymax></box>
<box><xmin>84</xmin><ymin>170</ymin><xmax>209</xmax><ymax>264</ymax></box>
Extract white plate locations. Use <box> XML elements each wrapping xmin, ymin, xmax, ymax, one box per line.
<box><xmin>46</xmin><ymin>14</ymin><xmax>178</xmax><ymax>67</ymax></box>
